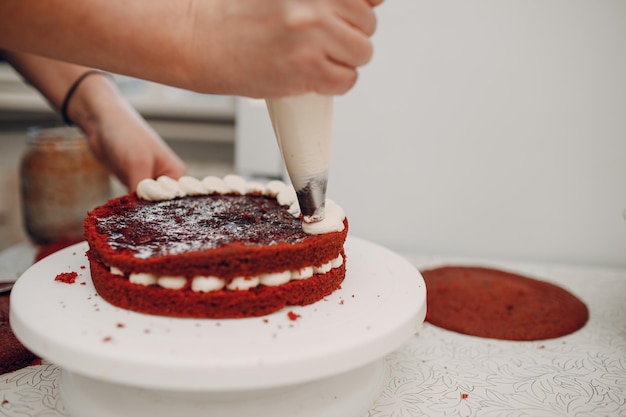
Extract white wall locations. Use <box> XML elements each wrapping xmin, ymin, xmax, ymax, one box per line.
<box><xmin>328</xmin><ymin>0</ymin><xmax>626</xmax><ymax>267</ymax></box>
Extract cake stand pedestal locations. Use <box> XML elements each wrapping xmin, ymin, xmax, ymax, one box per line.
<box><xmin>60</xmin><ymin>360</ymin><xmax>385</xmax><ymax>417</ymax></box>
<box><xmin>10</xmin><ymin>237</ymin><xmax>426</xmax><ymax>417</ymax></box>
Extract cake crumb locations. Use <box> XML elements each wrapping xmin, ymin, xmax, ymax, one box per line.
<box><xmin>461</xmin><ymin>393</ymin><xmax>469</xmax><ymax>399</ymax></box>
<box><xmin>55</xmin><ymin>271</ymin><xmax>78</xmax><ymax>284</ymax></box>
<box><xmin>102</xmin><ymin>336</ymin><xmax>113</xmax><ymax>343</ymax></box>
<box><xmin>287</xmin><ymin>311</ymin><xmax>301</xmax><ymax>321</ymax></box>
<box><xmin>116</xmin><ymin>323</ymin><xmax>125</xmax><ymax>329</ymax></box>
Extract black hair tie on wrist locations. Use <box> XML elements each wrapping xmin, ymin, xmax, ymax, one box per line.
<box><xmin>61</xmin><ymin>69</ymin><xmax>113</xmax><ymax>126</ymax></box>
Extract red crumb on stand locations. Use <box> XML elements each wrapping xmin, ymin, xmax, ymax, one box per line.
<box><xmin>461</xmin><ymin>393</ymin><xmax>469</xmax><ymax>399</ymax></box>
<box><xmin>55</xmin><ymin>271</ymin><xmax>78</xmax><ymax>284</ymax></box>
<box><xmin>287</xmin><ymin>311</ymin><xmax>301</xmax><ymax>321</ymax></box>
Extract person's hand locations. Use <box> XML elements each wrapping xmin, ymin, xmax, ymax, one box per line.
<box><xmin>70</xmin><ymin>75</ymin><xmax>187</xmax><ymax>191</ymax></box>
<box><xmin>187</xmin><ymin>0</ymin><xmax>384</xmax><ymax>97</ymax></box>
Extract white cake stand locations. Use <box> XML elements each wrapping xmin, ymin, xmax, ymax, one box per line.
<box><xmin>10</xmin><ymin>237</ymin><xmax>426</xmax><ymax>417</ymax></box>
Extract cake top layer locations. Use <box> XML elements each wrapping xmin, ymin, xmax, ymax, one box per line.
<box><xmin>135</xmin><ymin>175</ymin><xmax>346</xmax><ymax>236</ymax></box>
<box><xmin>91</xmin><ymin>175</ymin><xmax>346</xmax><ymax>260</ymax></box>
<box><xmin>97</xmin><ymin>194</ymin><xmax>306</xmax><ymax>259</ymax></box>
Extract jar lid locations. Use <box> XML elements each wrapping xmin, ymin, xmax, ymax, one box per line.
<box><xmin>26</xmin><ymin>126</ymin><xmax>87</xmax><ymax>149</ymax></box>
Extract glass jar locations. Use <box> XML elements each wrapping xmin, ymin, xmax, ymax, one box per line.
<box><xmin>19</xmin><ymin>127</ymin><xmax>111</xmax><ymax>244</ymax></box>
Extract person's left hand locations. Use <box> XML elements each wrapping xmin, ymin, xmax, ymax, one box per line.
<box><xmin>75</xmin><ymin>81</ymin><xmax>187</xmax><ymax>191</ymax></box>
<box><xmin>84</xmin><ymin>102</ymin><xmax>187</xmax><ymax>191</ymax></box>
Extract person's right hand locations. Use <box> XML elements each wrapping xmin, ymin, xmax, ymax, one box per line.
<box><xmin>187</xmin><ymin>0</ymin><xmax>384</xmax><ymax>98</ymax></box>
<box><xmin>1</xmin><ymin>0</ymin><xmax>383</xmax><ymax>98</ymax></box>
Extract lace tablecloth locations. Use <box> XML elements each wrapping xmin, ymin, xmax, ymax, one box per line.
<box><xmin>1</xmin><ymin>245</ymin><xmax>625</xmax><ymax>417</ymax></box>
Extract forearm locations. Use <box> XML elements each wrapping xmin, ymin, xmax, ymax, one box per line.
<box><xmin>0</xmin><ymin>0</ymin><xmax>196</xmax><ymax>91</ymax></box>
<box><xmin>1</xmin><ymin>0</ymin><xmax>380</xmax><ymax>97</ymax></box>
<box><xmin>3</xmin><ymin>51</ymin><xmax>92</xmax><ymax>112</ymax></box>
<box><xmin>2</xmin><ymin>51</ymin><xmax>120</xmax><ymax>130</ymax></box>
<box><xmin>3</xmin><ymin>50</ymin><xmax>186</xmax><ymax>189</ymax></box>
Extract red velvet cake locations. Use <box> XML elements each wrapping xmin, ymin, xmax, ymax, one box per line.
<box><xmin>84</xmin><ymin>175</ymin><xmax>348</xmax><ymax>319</ymax></box>
<box><xmin>1</xmin><ymin>291</ymin><xmax>39</xmax><ymax>374</ymax></box>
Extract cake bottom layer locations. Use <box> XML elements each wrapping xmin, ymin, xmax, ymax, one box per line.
<box><xmin>87</xmin><ymin>252</ymin><xmax>346</xmax><ymax>319</ymax></box>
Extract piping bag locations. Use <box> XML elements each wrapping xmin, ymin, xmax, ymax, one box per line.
<box><xmin>266</xmin><ymin>93</ymin><xmax>333</xmax><ymax>224</ymax></box>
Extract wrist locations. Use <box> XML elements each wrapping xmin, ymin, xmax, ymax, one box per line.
<box><xmin>62</xmin><ymin>70</ymin><xmax>119</xmax><ymax>130</ymax></box>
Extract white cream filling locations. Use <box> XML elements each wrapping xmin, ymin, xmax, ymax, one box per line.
<box><xmin>259</xmin><ymin>271</ymin><xmax>292</xmax><ymax>287</ymax></box>
<box><xmin>136</xmin><ymin>175</ymin><xmax>345</xmax><ymax>235</ymax></box>
<box><xmin>191</xmin><ymin>276</ymin><xmax>225</xmax><ymax>293</ymax></box>
<box><xmin>129</xmin><ymin>272</ymin><xmax>158</xmax><ymax>286</ymax></box>
<box><xmin>227</xmin><ymin>276</ymin><xmax>261</xmax><ymax>291</ymax></box>
<box><xmin>290</xmin><ymin>266</ymin><xmax>314</xmax><ymax>280</ymax></box>
<box><xmin>115</xmin><ymin>254</ymin><xmax>343</xmax><ymax>292</ymax></box>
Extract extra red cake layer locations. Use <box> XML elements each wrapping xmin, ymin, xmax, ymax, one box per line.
<box><xmin>422</xmin><ymin>266</ymin><xmax>589</xmax><ymax>341</ymax></box>
<box><xmin>88</xmin><ymin>251</ymin><xmax>346</xmax><ymax>318</ymax></box>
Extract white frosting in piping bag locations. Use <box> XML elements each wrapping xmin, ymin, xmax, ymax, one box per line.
<box><xmin>266</xmin><ymin>94</ymin><xmax>332</xmax><ymax>183</ymax></box>
<box><xmin>266</xmin><ymin>94</ymin><xmax>333</xmax><ymax>222</ymax></box>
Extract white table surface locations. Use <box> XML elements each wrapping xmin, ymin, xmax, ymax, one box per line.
<box><xmin>1</xmin><ymin>243</ymin><xmax>625</xmax><ymax>417</ymax></box>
